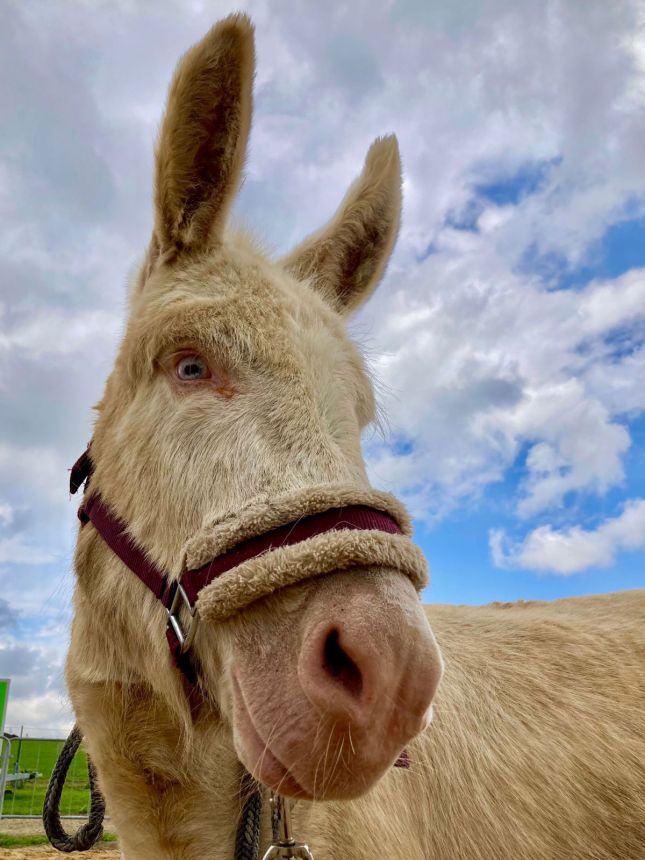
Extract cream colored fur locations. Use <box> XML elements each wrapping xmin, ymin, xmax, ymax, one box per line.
<box><xmin>282</xmin><ymin>136</ymin><xmax>402</xmax><ymax>313</ymax></box>
<box><xmin>65</xmin><ymin>13</ymin><xmax>645</xmax><ymax>859</ymax></box>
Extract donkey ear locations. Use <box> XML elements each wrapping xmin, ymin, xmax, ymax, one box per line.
<box><xmin>282</xmin><ymin>136</ymin><xmax>402</xmax><ymax>314</ymax></box>
<box><xmin>153</xmin><ymin>14</ymin><xmax>254</xmax><ymax>257</ymax></box>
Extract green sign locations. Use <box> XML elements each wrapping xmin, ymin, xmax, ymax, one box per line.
<box><xmin>0</xmin><ymin>679</ymin><xmax>9</xmax><ymax>735</ymax></box>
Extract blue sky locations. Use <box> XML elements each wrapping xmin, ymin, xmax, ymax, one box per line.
<box><xmin>1</xmin><ymin>0</ymin><xmax>644</xmax><ymax>730</ymax></box>
<box><xmin>419</xmin><ymin>414</ymin><xmax>645</xmax><ymax>606</ymax></box>
<box><xmin>416</xmin><ymin>171</ymin><xmax>645</xmax><ymax>604</ymax></box>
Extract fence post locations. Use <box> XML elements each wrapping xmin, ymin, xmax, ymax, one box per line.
<box><xmin>14</xmin><ymin>725</ymin><xmax>24</xmax><ymax>779</ymax></box>
<box><xmin>0</xmin><ymin>735</ymin><xmax>11</xmax><ymax>820</ymax></box>
<box><xmin>0</xmin><ymin>679</ymin><xmax>9</xmax><ymax>819</ymax></box>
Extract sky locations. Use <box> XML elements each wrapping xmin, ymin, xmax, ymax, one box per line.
<box><xmin>1</xmin><ymin>0</ymin><xmax>644</xmax><ymax>733</ymax></box>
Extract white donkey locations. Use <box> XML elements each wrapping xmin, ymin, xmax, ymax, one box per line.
<box><xmin>64</xmin><ymin>14</ymin><xmax>645</xmax><ymax>860</ymax></box>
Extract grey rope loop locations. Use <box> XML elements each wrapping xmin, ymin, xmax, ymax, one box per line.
<box><xmin>42</xmin><ymin>725</ymin><xmax>105</xmax><ymax>852</ymax></box>
<box><xmin>44</xmin><ymin>725</ymin><xmax>266</xmax><ymax>858</ymax></box>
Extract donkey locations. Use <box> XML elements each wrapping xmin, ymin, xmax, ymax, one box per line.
<box><xmin>66</xmin><ymin>14</ymin><xmax>645</xmax><ymax>860</ymax></box>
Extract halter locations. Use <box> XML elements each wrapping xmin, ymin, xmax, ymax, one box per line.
<box><xmin>69</xmin><ymin>446</ymin><xmax>408</xmax><ymax>675</ymax></box>
<box><xmin>49</xmin><ymin>445</ymin><xmax>414</xmax><ymax>858</ymax></box>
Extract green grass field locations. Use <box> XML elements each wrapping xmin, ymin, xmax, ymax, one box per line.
<box><xmin>0</xmin><ymin>833</ymin><xmax>117</xmax><ymax>847</ymax></box>
<box><xmin>2</xmin><ymin>738</ymin><xmax>90</xmax><ymax>817</ymax></box>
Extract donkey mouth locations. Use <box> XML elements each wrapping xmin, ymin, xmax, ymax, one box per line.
<box><xmin>232</xmin><ymin>676</ymin><xmax>311</xmax><ymax>799</ymax></box>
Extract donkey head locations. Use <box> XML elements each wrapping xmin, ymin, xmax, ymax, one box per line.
<box><xmin>73</xmin><ymin>15</ymin><xmax>442</xmax><ymax>801</ymax></box>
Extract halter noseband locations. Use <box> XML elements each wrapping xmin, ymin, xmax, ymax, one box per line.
<box><xmin>70</xmin><ymin>446</ymin><xmax>405</xmax><ymax>674</ymax></box>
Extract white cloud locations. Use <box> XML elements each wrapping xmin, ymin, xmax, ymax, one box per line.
<box><xmin>0</xmin><ymin>307</ymin><xmax>121</xmax><ymax>358</ymax></box>
<box><xmin>5</xmin><ymin>691</ymin><xmax>74</xmax><ymax>736</ymax></box>
<box><xmin>364</xmin><ymin>263</ymin><xmax>644</xmax><ymax>520</ymax></box>
<box><xmin>0</xmin><ymin>639</ymin><xmax>72</xmax><ymax>733</ymax></box>
<box><xmin>490</xmin><ymin>498</ymin><xmax>645</xmax><ymax>574</ymax></box>
<box><xmin>0</xmin><ymin>535</ymin><xmax>56</xmax><ymax>565</ymax></box>
<box><xmin>0</xmin><ymin>503</ymin><xmax>13</xmax><ymax>526</ymax></box>
<box><xmin>0</xmin><ymin>598</ymin><xmax>18</xmax><ymax>629</ymax></box>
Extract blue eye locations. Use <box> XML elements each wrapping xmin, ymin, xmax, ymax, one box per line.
<box><xmin>176</xmin><ymin>355</ymin><xmax>210</xmax><ymax>381</ymax></box>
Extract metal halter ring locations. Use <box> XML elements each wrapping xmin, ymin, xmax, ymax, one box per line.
<box><xmin>166</xmin><ymin>580</ymin><xmax>199</xmax><ymax>653</ymax></box>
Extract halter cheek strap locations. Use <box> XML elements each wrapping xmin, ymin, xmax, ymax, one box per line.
<box><xmin>72</xmin><ymin>448</ymin><xmax>182</xmax><ymax>647</ymax></box>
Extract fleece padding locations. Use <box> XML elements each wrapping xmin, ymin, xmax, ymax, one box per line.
<box><xmin>196</xmin><ymin>528</ymin><xmax>428</xmax><ymax>623</ymax></box>
<box><xmin>181</xmin><ymin>483</ymin><xmax>427</xmax><ymax>622</ymax></box>
<box><xmin>184</xmin><ymin>483</ymin><xmax>413</xmax><ymax>569</ymax></box>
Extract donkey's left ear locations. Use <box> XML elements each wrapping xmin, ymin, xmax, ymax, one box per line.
<box><xmin>153</xmin><ymin>14</ymin><xmax>254</xmax><ymax>257</ymax></box>
<box><xmin>282</xmin><ymin>135</ymin><xmax>402</xmax><ymax>314</ymax></box>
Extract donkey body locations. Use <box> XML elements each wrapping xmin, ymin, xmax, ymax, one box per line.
<box><xmin>66</xmin><ymin>15</ymin><xmax>645</xmax><ymax>859</ymax></box>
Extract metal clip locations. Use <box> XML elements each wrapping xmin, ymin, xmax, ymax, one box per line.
<box><xmin>166</xmin><ymin>580</ymin><xmax>198</xmax><ymax>653</ymax></box>
<box><xmin>262</xmin><ymin>794</ymin><xmax>314</xmax><ymax>859</ymax></box>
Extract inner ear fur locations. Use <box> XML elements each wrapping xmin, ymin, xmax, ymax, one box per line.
<box><xmin>282</xmin><ymin>135</ymin><xmax>402</xmax><ymax>314</ymax></box>
<box><xmin>153</xmin><ymin>14</ymin><xmax>254</xmax><ymax>258</ymax></box>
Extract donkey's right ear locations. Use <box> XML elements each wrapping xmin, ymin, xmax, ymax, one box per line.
<box><xmin>152</xmin><ymin>15</ymin><xmax>254</xmax><ymax>259</ymax></box>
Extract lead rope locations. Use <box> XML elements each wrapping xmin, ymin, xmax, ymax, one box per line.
<box><xmin>235</xmin><ymin>770</ymin><xmax>264</xmax><ymax>859</ymax></box>
<box><xmin>43</xmin><ymin>726</ymin><xmax>310</xmax><ymax>859</ymax></box>
<box><xmin>42</xmin><ymin>726</ymin><xmax>105</xmax><ymax>852</ymax></box>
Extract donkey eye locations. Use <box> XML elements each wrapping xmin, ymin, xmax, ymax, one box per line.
<box><xmin>176</xmin><ymin>355</ymin><xmax>210</xmax><ymax>381</ymax></box>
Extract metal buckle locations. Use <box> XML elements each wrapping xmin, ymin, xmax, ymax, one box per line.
<box><xmin>166</xmin><ymin>580</ymin><xmax>198</xmax><ymax>653</ymax></box>
<box><xmin>262</xmin><ymin>794</ymin><xmax>315</xmax><ymax>859</ymax></box>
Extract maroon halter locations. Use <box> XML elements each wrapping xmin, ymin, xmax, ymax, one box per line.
<box><xmin>70</xmin><ymin>447</ymin><xmax>402</xmax><ymax>665</ymax></box>
<box><xmin>70</xmin><ymin>447</ymin><xmax>410</xmax><ymax>769</ymax></box>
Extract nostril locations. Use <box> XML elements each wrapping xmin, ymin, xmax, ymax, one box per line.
<box><xmin>322</xmin><ymin>628</ymin><xmax>363</xmax><ymax>700</ymax></box>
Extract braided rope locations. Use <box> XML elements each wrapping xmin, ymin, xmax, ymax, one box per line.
<box><xmin>42</xmin><ymin>725</ymin><xmax>105</xmax><ymax>852</ymax></box>
<box><xmin>44</xmin><ymin>726</ymin><xmax>265</xmax><ymax>858</ymax></box>
<box><xmin>234</xmin><ymin>770</ymin><xmax>263</xmax><ymax>860</ymax></box>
